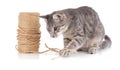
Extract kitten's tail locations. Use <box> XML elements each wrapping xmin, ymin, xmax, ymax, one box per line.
<box><xmin>100</xmin><ymin>35</ymin><xmax>112</xmax><ymax>49</ymax></box>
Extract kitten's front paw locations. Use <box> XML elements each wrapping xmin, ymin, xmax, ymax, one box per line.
<box><xmin>59</xmin><ymin>49</ymin><xmax>71</xmax><ymax>57</ymax></box>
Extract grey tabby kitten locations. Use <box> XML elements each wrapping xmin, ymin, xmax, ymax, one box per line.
<box><xmin>40</xmin><ymin>6</ymin><xmax>112</xmax><ymax>56</ymax></box>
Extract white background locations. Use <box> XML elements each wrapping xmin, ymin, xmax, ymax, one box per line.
<box><xmin>0</xmin><ymin>0</ymin><xmax>120</xmax><ymax>70</ymax></box>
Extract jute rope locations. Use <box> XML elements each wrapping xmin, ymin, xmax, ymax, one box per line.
<box><xmin>17</xmin><ymin>12</ymin><xmax>42</xmax><ymax>53</ymax></box>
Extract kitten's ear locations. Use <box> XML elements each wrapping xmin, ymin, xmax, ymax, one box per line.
<box><xmin>53</xmin><ymin>13</ymin><xmax>66</xmax><ymax>22</ymax></box>
<box><xmin>39</xmin><ymin>15</ymin><xmax>48</xmax><ymax>19</ymax></box>
<box><xmin>40</xmin><ymin>15</ymin><xmax>49</xmax><ymax>23</ymax></box>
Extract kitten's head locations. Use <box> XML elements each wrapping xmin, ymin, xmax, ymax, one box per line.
<box><xmin>40</xmin><ymin>12</ymin><xmax>68</xmax><ymax>38</ymax></box>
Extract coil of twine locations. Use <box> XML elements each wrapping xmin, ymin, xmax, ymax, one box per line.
<box><xmin>17</xmin><ymin>12</ymin><xmax>40</xmax><ymax>53</ymax></box>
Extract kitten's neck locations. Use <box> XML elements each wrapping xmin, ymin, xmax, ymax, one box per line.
<box><xmin>63</xmin><ymin>23</ymin><xmax>76</xmax><ymax>38</ymax></box>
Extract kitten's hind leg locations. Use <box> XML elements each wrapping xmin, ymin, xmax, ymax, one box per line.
<box><xmin>88</xmin><ymin>44</ymin><xmax>99</xmax><ymax>54</ymax></box>
<box><xmin>87</xmin><ymin>38</ymin><xmax>101</xmax><ymax>54</ymax></box>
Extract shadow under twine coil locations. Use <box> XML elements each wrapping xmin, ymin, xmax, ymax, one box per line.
<box><xmin>17</xmin><ymin>12</ymin><xmax>40</xmax><ymax>53</ymax></box>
